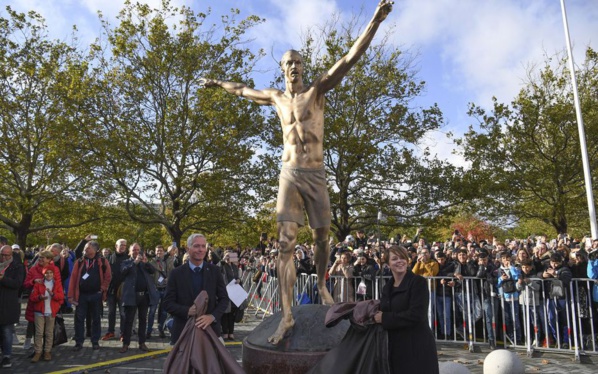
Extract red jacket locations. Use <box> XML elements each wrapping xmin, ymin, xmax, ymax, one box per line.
<box><xmin>30</xmin><ymin>280</ymin><xmax>64</xmax><ymax>317</ymax></box>
<box><xmin>24</xmin><ymin>263</ymin><xmax>62</xmax><ymax>322</ymax></box>
<box><xmin>68</xmin><ymin>255</ymin><xmax>112</xmax><ymax>303</ymax></box>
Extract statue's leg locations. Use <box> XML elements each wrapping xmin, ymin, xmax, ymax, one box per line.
<box><xmin>313</xmin><ymin>226</ymin><xmax>334</xmax><ymax>305</ymax></box>
<box><xmin>268</xmin><ymin>221</ymin><xmax>297</xmax><ymax>345</ymax></box>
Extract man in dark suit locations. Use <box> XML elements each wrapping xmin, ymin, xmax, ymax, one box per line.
<box><xmin>163</xmin><ymin>234</ymin><xmax>229</xmax><ymax>345</ymax></box>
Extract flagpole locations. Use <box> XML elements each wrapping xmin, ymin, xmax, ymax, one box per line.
<box><xmin>560</xmin><ymin>0</ymin><xmax>598</xmax><ymax>239</ymax></box>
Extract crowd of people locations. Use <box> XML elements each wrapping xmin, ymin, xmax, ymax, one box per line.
<box><xmin>1</xmin><ymin>228</ymin><xmax>598</xmax><ymax>369</ymax></box>
<box><xmin>0</xmin><ymin>233</ymin><xmax>241</xmax><ymax>368</ymax></box>
<box><xmin>247</xmin><ymin>229</ymin><xmax>598</xmax><ymax>353</ymax></box>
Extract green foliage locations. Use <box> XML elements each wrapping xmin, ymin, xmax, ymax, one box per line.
<box><xmin>0</xmin><ymin>6</ymin><xmax>100</xmax><ymax>247</ymax></box>
<box><xmin>456</xmin><ymin>48</ymin><xmax>598</xmax><ymax>236</ymax></box>
<box><xmin>76</xmin><ymin>0</ymin><xmax>268</xmax><ymax>245</ymax></box>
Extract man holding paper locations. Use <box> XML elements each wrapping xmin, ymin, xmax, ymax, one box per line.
<box><xmin>220</xmin><ymin>250</ymin><xmax>243</xmax><ymax>340</ymax></box>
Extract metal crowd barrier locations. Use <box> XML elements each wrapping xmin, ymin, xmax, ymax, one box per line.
<box><xmin>239</xmin><ymin>269</ymin><xmax>598</xmax><ymax>361</ymax></box>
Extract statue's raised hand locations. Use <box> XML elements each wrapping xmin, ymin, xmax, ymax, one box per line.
<box><xmin>374</xmin><ymin>0</ymin><xmax>394</xmax><ymax>23</ymax></box>
<box><xmin>198</xmin><ymin>77</ymin><xmax>217</xmax><ymax>88</ymax></box>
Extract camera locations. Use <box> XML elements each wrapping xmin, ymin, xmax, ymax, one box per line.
<box><xmin>90</xmin><ymin>235</ymin><xmax>98</xmax><ymax>240</ymax></box>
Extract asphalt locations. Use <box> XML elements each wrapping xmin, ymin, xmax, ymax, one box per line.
<box><xmin>3</xmin><ymin>302</ymin><xmax>598</xmax><ymax>374</ymax></box>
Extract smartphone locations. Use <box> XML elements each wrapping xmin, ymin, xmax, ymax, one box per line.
<box><xmin>172</xmin><ymin>241</ymin><xmax>177</xmax><ymax>248</ymax></box>
<box><xmin>90</xmin><ymin>235</ymin><xmax>98</xmax><ymax>240</ymax></box>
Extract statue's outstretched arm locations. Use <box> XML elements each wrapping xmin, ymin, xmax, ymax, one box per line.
<box><xmin>199</xmin><ymin>77</ymin><xmax>275</xmax><ymax>106</ymax></box>
<box><xmin>317</xmin><ymin>0</ymin><xmax>393</xmax><ymax>92</ymax></box>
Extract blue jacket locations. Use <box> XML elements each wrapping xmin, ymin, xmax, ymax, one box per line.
<box><xmin>497</xmin><ymin>265</ymin><xmax>520</xmax><ymax>301</ymax></box>
<box><xmin>588</xmin><ymin>258</ymin><xmax>598</xmax><ymax>301</ymax></box>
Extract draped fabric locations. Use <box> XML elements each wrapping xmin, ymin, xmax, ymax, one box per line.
<box><xmin>163</xmin><ymin>291</ymin><xmax>245</xmax><ymax>374</ymax></box>
<box><xmin>308</xmin><ymin>300</ymin><xmax>391</xmax><ymax>374</ymax></box>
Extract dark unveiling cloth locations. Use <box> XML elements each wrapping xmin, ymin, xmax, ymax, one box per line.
<box><xmin>163</xmin><ymin>291</ymin><xmax>244</xmax><ymax>374</ymax></box>
<box><xmin>308</xmin><ymin>300</ymin><xmax>390</xmax><ymax>374</ymax></box>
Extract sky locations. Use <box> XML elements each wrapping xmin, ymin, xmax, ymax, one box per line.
<box><xmin>5</xmin><ymin>0</ymin><xmax>597</xmax><ymax>166</ymax></box>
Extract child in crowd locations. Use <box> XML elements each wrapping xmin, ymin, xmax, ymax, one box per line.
<box><xmin>30</xmin><ymin>268</ymin><xmax>64</xmax><ymax>362</ymax></box>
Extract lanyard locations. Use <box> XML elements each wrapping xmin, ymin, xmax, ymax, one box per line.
<box><xmin>85</xmin><ymin>258</ymin><xmax>95</xmax><ymax>273</ymax></box>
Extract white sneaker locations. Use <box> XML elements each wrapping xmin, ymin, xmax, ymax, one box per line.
<box><xmin>23</xmin><ymin>338</ymin><xmax>32</xmax><ymax>350</ymax></box>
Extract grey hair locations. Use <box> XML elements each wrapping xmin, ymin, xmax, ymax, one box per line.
<box><xmin>186</xmin><ymin>233</ymin><xmax>206</xmax><ymax>248</ymax></box>
<box><xmin>49</xmin><ymin>243</ymin><xmax>63</xmax><ymax>253</ymax></box>
<box><xmin>87</xmin><ymin>241</ymin><xmax>100</xmax><ymax>251</ymax></box>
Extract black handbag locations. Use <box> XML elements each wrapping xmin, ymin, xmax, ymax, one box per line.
<box><xmin>53</xmin><ymin>314</ymin><xmax>68</xmax><ymax>347</ymax></box>
<box><xmin>234</xmin><ymin>307</ymin><xmax>245</xmax><ymax>323</ymax></box>
<box><xmin>501</xmin><ymin>279</ymin><xmax>516</xmax><ymax>294</ymax></box>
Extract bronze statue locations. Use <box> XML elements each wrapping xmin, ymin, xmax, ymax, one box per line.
<box><xmin>200</xmin><ymin>0</ymin><xmax>393</xmax><ymax>345</ymax></box>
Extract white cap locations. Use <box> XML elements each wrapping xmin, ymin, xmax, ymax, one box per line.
<box><xmin>345</xmin><ymin>235</ymin><xmax>355</xmax><ymax>242</ymax></box>
<box><xmin>11</xmin><ymin>244</ymin><xmax>20</xmax><ymax>250</ymax></box>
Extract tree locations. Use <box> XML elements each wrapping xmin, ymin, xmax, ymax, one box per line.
<box><xmin>0</xmin><ymin>7</ymin><xmax>100</xmax><ymax>247</ymax></box>
<box><xmin>77</xmin><ymin>0</ymin><xmax>268</xmax><ymax>246</ymax></box>
<box><xmin>260</xmin><ymin>14</ymin><xmax>460</xmax><ymax>241</ymax></box>
<box><xmin>455</xmin><ymin>48</ymin><xmax>598</xmax><ymax>235</ymax></box>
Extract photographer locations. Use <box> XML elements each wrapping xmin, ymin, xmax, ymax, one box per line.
<box><xmin>294</xmin><ymin>247</ymin><xmax>313</xmax><ymax>275</ymax></box>
<box><xmin>219</xmin><ymin>251</ymin><xmax>240</xmax><ymax>341</ymax></box>
<box><xmin>353</xmin><ymin>253</ymin><xmax>376</xmax><ymax>301</ymax></box>
<box><xmin>119</xmin><ymin>244</ymin><xmax>158</xmax><ymax>353</ymax></box>
<box><xmin>412</xmin><ymin>247</ymin><xmax>439</xmax><ymax>278</ymax></box>
<box><xmin>497</xmin><ymin>252</ymin><xmax>522</xmax><ymax>344</ymax></box>
<box><xmin>541</xmin><ymin>252</ymin><xmax>572</xmax><ymax>348</ymax></box>
<box><xmin>328</xmin><ymin>251</ymin><xmax>354</xmax><ymax>302</ymax></box>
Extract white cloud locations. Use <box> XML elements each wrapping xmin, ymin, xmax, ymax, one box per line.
<box><xmin>5</xmin><ymin>0</ymin><xmax>597</xmax><ymax>168</ymax></box>
<box><xmin>243</xmin><ymin>0</ymin><xmax>341</xmax><ymax>56</ymax></box>
<box><xmin>394</xmin><ymin>0</ymin><xmax>598</xmax><ymax>108</ymax></box>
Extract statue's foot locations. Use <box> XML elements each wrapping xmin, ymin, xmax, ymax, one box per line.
<box><xmin>318</xmin><ymin>286</ymin><xmax>334</xmax><ymax>305</ymax></box>
<box><xmin>267</xmin><ymin>318</ymin><xmax>295</xmax><ymax>345</ymax></box>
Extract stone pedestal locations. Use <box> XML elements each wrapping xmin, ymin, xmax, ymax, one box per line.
<box><xmin>242</xmin><ymin>304</ymin><xmax>349</xmax><ymax>374</ymax></box>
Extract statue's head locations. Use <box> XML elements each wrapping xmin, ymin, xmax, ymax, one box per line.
<box><xmin>280</xmin><ymin>49</ymin><xmax>304</xmax><ymax>84</ymax></box>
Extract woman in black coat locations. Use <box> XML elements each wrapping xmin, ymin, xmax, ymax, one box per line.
<box><xmin>374</xmin><ymin>245</ymin><xmax>439</xmax><ymax>374</ymax></box>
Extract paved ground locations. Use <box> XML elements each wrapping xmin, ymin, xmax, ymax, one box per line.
<box><xmin>3</xmin><ymin>301</ymin><xmax>598</xmax><ymax>373</ymax></box>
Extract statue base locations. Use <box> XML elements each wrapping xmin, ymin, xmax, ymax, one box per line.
<box><xmin>242</xmin><ymin>304</ymin><xmax>349</xmax><ymax>374</ymax></box>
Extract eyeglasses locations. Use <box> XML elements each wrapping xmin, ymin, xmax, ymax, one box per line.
<box><xmin>1</xmin><ymin>253</ymin><xmax>11</xmax><ymax>257</ymax></box>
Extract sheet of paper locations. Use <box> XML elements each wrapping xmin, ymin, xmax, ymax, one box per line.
<box><xmin>226</xmin><ymin>280</ymin><xmax>248</xmax><ymax>307</ymax></box>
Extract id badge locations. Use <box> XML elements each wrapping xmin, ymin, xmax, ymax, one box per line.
<box><xmin>82</xmin><ymin>273</ymin><xmax>90</xmax><ymax>280</ymax></box>
<box><xmin>158</xmin><ymin>276</ymin><xmax>165</xmax><ymax>283</ymax></box>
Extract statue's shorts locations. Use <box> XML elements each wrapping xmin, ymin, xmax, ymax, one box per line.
<box><xmin>276</xmin><ymin>166</ymin><xmax>331</xmax><ymax>229</ymax></box>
